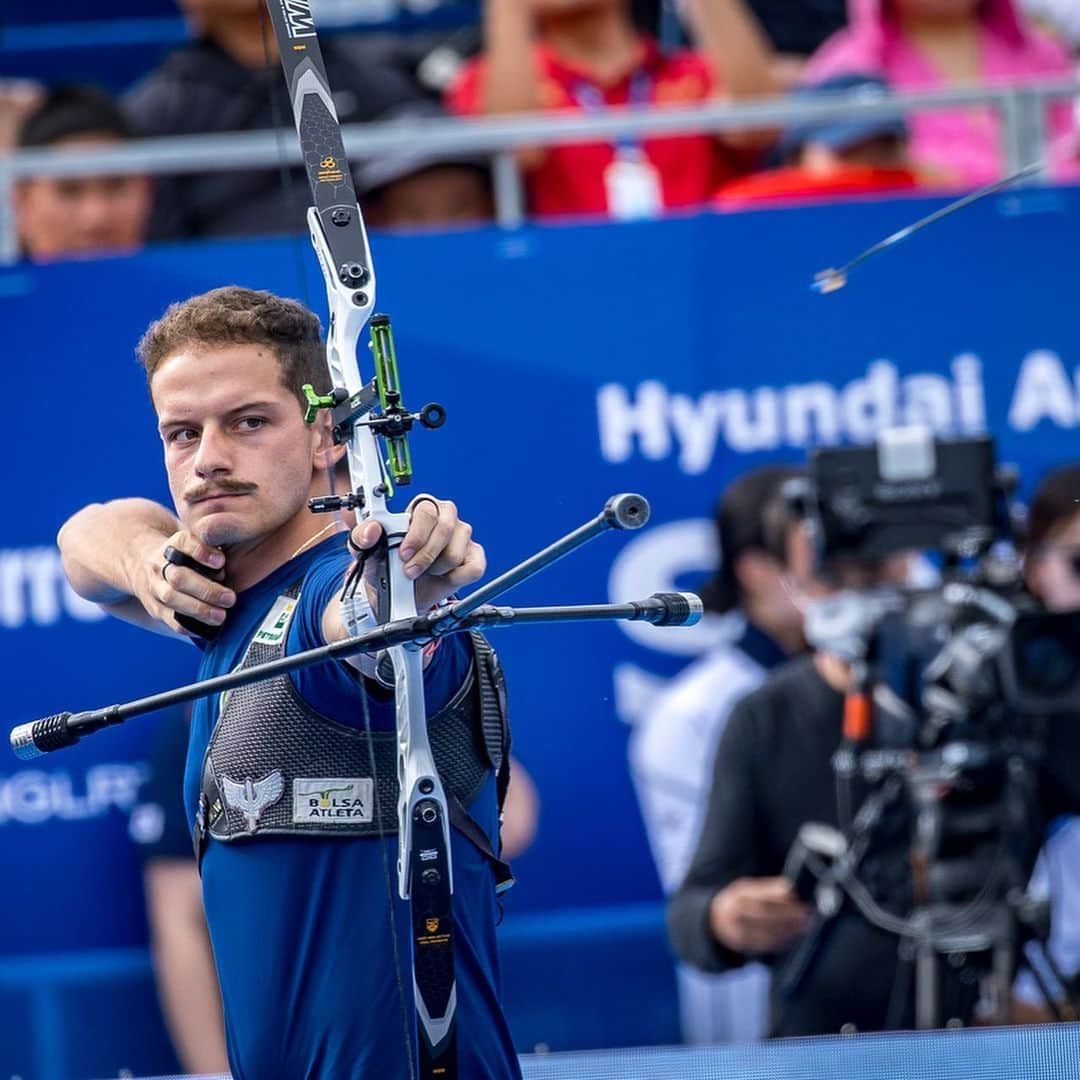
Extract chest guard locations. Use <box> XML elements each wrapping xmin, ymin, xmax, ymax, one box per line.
<box><xmin>194</xmin><ymin>582</ymin><xmax>508</xmax><ymax>864</ymax></box>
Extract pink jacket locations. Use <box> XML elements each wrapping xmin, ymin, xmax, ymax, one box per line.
<box><xmin>804</xmin><ymin>0</ymin><xmax>1078</xmax><ymax>185</ymax></box>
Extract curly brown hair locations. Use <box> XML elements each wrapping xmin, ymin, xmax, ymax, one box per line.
<box><xmin>137</xmin><ymin>286</ymin><xmax>328</xmax><ymax>409</ymax></box>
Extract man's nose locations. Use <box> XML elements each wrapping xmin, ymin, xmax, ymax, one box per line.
<box><xmin>76</xmin><ymin>189</ymin><xmax>114</xmax><ymax>230</ymax></box>
<box><xmin>192</xmin><ymin>424</ymin><xmax>233</xmax><ymax>476</ymax></box>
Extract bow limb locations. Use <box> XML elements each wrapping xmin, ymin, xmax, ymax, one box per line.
<box><xmin>263</xmin><ymin>2</ymin><xmax>458</xmax><ymax>1074</ymax></box>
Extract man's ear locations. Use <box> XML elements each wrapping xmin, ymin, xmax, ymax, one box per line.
<box><xmin>733</xmin><ymin>549</ymin><xmax>780</xmax><ymax>596</ymax></box>
<box><xmin>310</xmin><ymin>410</ymin><xmax>340</xmax><ymax>469</ymax></box>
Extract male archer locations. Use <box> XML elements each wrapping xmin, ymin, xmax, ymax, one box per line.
<box><xmin>58</xmin><ymin>285</ymin><xmax>520</xmax><ymax>1079</ymax></box>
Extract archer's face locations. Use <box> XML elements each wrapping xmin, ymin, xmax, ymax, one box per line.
<box><xmin>151</xmin><ymin>344</ymin><xmax>323</xmax><ymax>549</ymax></box>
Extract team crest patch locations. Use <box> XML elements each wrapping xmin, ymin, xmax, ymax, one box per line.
<box><xmin>292</xmin><ymin>778</ymin><xmax>374</xmax><ymax>824</ymax></box>
<box><xmin>253</xmin><ymin>595</ymin><xmax>297</xmax><ymax>646</ymax></box>
<box><xmin>221</xmin><ymin>771</ymin><xmax>285</xmax><ymax>833</ymax></box>
<box><xmin>426</xmin><ymin>918</ymin><xmax>440</xmax><ymax>934</ymax></box>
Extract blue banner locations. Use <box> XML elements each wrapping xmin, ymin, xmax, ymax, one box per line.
<box><xmin>1</xmin><ymin>189</ymin><xmax>1078</xmax><ymax>966</ymax></box>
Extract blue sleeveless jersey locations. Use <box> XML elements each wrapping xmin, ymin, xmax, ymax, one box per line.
<box><xmin>182</xmin><ymin>537</ymin><xmax>520</xmax><ymax>1079</ymax></box>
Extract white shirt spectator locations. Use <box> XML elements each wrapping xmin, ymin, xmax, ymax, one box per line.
<box><xmin>630</xmin><ymin>622</ymin><xmax>788</xmax><ymax>1044</ymax></box>
<box><xmin>1016</xmin><ymin>817</ymin><xmax>1080</xmax><ymax>1006</ymax></box>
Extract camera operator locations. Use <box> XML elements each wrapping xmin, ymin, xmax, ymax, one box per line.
<box><xmin>667</xmin><ymin>518</ymin><xmax>915</xmax><ymax>1035</ymax></box>
<box><xmin>630</xmin><ymin>466</ymin><xmax>805</xmax><ymax>1044</ymax></box>
<box><xmin>668</xmin><ymin>449</ymin><xmax>1080</xmax><ymax>1036</ymax></box>
<box><xmin>1014</xmin><ymin>464</ymin><xmax>1080</xmax><ymax>1020</ymax></box>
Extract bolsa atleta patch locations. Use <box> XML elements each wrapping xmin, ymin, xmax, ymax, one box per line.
<box><xmin>292</xmin><ymin>777</ymin><xmax>374</xmax><ymax>824</ymax></box>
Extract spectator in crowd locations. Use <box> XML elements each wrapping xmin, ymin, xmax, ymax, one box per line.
<box><xmin>803</xmin><ymin>0</ymin><xmax>1078</xmax><ymax>188</ymax></box>
<box><xmin>358</xmin><ymin>102</ymin><xmax>495</xmax><ymax>229</ymax></box>
<box><xmin>0</xmin><ymin>80</ymin><xmax>44</xmax><ymax>153</ymax></box>
<box><xmin>630</xmin><ymin>466</ymin><xmax>806</xmax><ymax>1044</ymax></box>
<box><xmin>447</xmin><ymin>0</ymin><xmax>778</xmax><ymax>221</ymax></box>
<box><xmin>124</xmin><ymin>0</ymin><xmax>424</xmax><ymax>239</ymax></box>
<box><xmin>673</xmin><ymin>0</ymin><xmax>849</xmax><ymax>87</ymax></box>
<box><xmin>13</xmin><ymin>85</ymin><xmax>152</xmax><ymax>262</ymax></box>
<box><xmin>668</xmin><ymin>489</ymin><xmax>1080</xmax><ymax>1035</ymax></box>
<box><xmin>129</xmin><ymin>708</ymin><xmax>228</xmax><ymax>1075</ymax></box>
<box><xmin>1014</xmin><ymin>465</ymin><xmax>1080</xmax><ymax>1021</ymax></box>
<box><xmin>1021</xmin><ymin>0</ymin><xmax>1080</xmax><ymax>53</ymax></box>
<box><xmin>742</xmin><ymin>0</ymin><xmax>849</xmax><ymax>60</ymax></box>
<box><xmin>716</xmin><ymin>74</ymin><xmax>922</xmax><ymax>207</ymax></box>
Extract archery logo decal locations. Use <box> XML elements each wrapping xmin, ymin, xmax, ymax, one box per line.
<box><xmin>316</xmin><ymin>156</ymin><xmax>344</xmax><ymax>185</ymax></box>
<box><xmin>277</xmin><ymin>0</ymin><xmax>316</xmax><ymax>40</ymax></box>
<box><xmin>221</xmin><ymin>771</ymin><xmax>285</xmax><ymax>833</ymax></box>
<box><xmin>292</xmin><ymin>777</ymin><xmax>373</xmax><ymax>824</ymax></box>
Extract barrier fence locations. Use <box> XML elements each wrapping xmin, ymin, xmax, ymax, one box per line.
<box><xmin>1</xmin><ymin>80</ymin><xmax>1078</xmax><ymax>257</ymax></box>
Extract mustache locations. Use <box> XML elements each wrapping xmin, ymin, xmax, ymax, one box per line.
<box><xmin>186</xmin><ymin>479</ymin><xmax>257</xmax><ymax>504</ymax></box>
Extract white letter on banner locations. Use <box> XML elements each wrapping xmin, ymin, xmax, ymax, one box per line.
<box><xmin>1008</xmin><ymin>351</ymin><xmax>1077</xmax><ymax>431</ymax></box>
<box><xmin>52</xmin><ymin>773</ymin><xmax>90</xmax><ymax>821</ymax></box>
<box><xmin>88</xmin><ymin>764</ymin><xmax>148</xmax><ymax>815</ymax></box>
<box><xmin>841</xmin><ymin>361</ymin><xmax>898</xmax><ymax>441</ymax></box>
<box><xmin>5</xmin><ymin>771</ymin><xmax>53</xmax><ymax>825</ymax></box>
<box><xmin>901</xmin><ymin>374</ymin><xmax>953</xmax><ymax>433</ymax></box>
<box><xmin>723</xmin><ymin>388</ymin><xmax>781</xmax><ymax>452</ymax></box>
<box><xmin>24</xmin><ymin>549</ymin><xmax>60</xmax><ymax>626</ymax></box>
<box><xmin>783</xmin><ymin>382</ymin><xmax>841</xmax><ymax>447</ymax></box>
<box><xmin>0</xmin><ymin>552</ymin><xmax>23</xmax><ymax>628</ymax></box>
<box><xmin>952</xmin><ymin>354</ymin><xmax>987</xmax><ymax>433</ymax></box>
<box><xmin>62</xmin><ymin>579</ymin><xmax>107</xmax><ymax>623</ymax></box>
<box><xmin>608</xmin><ymin>519</ymin><xmax>729</xmax><ymax>656</ymax></box>
<box><xmin>669</xmin><ymin>392</ymin><xmax>726</xmax><ymax>475</ymax></box>
<box><xmin>596</xmin><ymin>381</ymin><xmax>671</xmax><ymax>464</ymax></box>
<box><xmin>612</xmin><ymin>661</ymin><xmax>672</xmax><ymax>726</ymax></box>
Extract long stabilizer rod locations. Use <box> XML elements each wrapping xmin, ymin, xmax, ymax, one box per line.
<box><xmin>444</xmin><ymin>493</ymin><xmax>650</xmax><ymax>625</ymax></box>
<box><xmin>10</xmin><ymin>593</ymin><xmax>701</xmax><ymax>760</ymax></box>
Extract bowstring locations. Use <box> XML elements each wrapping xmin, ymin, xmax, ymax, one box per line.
<box><xmin>258</xmin><ymin>8</ymin><xmax>417</xmax><ymax>1075</ymax></box>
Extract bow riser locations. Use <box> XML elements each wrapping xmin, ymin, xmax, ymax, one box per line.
<box><xmin>309</xmin><ymin>210</ymin><xmax>385</xmax><ymax>512</ymax></box>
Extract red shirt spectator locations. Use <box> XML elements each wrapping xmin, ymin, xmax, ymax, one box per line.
<box><xmin>716</xmin><ymin>162</ymin><xmax>919</xmax><ymax>209</ymax></box>
<box><xmin>716</xmin><ymin>74</ymin><xmax>922</xmax><ymax>209</ymax></box>
<box><xmin>449</xmin><ymin>37</ymin><xmax>738</xmax><ymax>219</ymax></box>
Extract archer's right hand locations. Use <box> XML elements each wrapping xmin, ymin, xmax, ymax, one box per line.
<box><xmin>134</xmin><ymin>530</ymin><xmax>236</xmax><ymax>635</ymax></box>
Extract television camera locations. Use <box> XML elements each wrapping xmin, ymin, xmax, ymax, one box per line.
<box><xmin>780</xmin><ymin>427</ymin><xmax>1080</xmax><ymax>1029</ymax></box>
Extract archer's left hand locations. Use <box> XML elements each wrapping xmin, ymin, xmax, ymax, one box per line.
<box><xmin>350</xmin><ymin>495</ymin><xmax>486</xmax><ymax>612</ymax></box>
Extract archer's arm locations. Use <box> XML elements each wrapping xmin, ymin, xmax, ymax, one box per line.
<box><xmin>58</xmin><ymin>498</ymin><xmax>234</xmax><ymax>635</ymax></box>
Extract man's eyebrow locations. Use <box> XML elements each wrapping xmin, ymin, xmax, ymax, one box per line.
<box><xmin>225</xmin><ymin>400</ymin><xmax>282</xmax><ymax>416</ymax></box>
<box><xmin>157</xmin><ymin>400</ymin><xmax>283</xmax><ymax>430</ymax></box>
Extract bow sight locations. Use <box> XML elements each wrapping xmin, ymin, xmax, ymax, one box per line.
<box><xmin>305</xmin><ymin>314</ymin><xmax>447</xmax><ymax>512</ymax></box>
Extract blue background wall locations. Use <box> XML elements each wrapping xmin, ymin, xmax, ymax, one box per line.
<box><xmin>1</xmin><ymin>189</ymin><xmax>1078</xmax><ymax>1075</ymax></box>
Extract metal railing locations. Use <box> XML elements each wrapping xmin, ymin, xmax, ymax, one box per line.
<box><xmin>1</xmin><ymin>80</ymin><xmax>1077</xmax><ymax>263</ymax></box>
